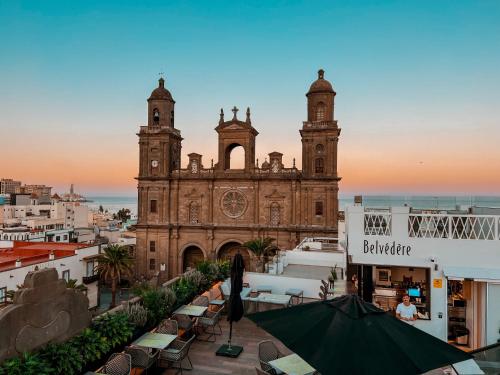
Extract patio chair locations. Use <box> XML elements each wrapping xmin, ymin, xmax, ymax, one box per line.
<box><xmin>196</xmin><ymin>305</ymin><xmax>223</xmax><ymax>341</ymax></box>
<box><xmin>124</xmin><ymin>346</ymin><xmax>157</xmax><ymax>374</ymax></box>
<box><xmin>258</xmin><ymin>340</ymin><xmax>283</xmax><ymax>374</ymax></box>
<box><xmin>172</xmin><ymin>314</ymin><xmax>194</xmax><ymax>336</ymax></box>
<box><xmin>103</xmin><ymin>353</ymin><xmax>132</xmax><ymax>375</ymax></box>
<box><xmin>192</xmin><ymin>295</ymin><xmax>209</xmax><ymax>307</ymax></box>
<box><xmin>157</xmin><ymin>334</ymin><xmax>196</xmax><ymax>375</ymax></box>
<box><xmin>255</xmin><ymin>367</ymin><xmax>272</xmax><ymax>374</ymax></box>
<box><xmin>157</xmin><ymin>319</ymin><xmax>179</xmax><ymax>336</ymax></box>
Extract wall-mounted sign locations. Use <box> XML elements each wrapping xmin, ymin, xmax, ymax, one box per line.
<box><xmin>433</xmin><ymin>279</ymin><xmax>443</xmax><ymax>288</ymax></box>
<box><xmin>363</xmin><ymin>240</ymin><xmax>411</xmax><ymax>256</ymax></box>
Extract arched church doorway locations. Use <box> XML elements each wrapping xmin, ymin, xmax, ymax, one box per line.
<box><xmin>183</xmin><ymin>246</ymin><xmax>205</xmax><ymax>272</ymax></box>
<box><xmin>217</xmin><ymin>241</ymin><xmax>252</xmax><ymax>270</ymax></box>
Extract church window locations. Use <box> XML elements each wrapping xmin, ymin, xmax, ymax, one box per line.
<box><xmin>189</xmin><ymin>202</ymin><xmax>199</xmax><ymax>224</ymax></box>
<box><xmin>315</xmin><ymin>201</ymin><xmax>324</xmax><ymax>216</ymax></box>
<box><xmin>316</xmin><ymin>102</ymin><xmax>326</xmax><ymax>121</ymax></box>
<box><xmin>315</xmin><ymin>158</ymin><xmax>324</xmax><ymax>173</ymax></box>
<box><xmin>315</xmin><ymin>144</ymin><xmax>324</xmax><ymax>154</ymax></box>
<box><xmin>149</xmin><ymin>258</ymin><xmax>156</xmax><ymax>271</ymax></box>
<box><xmin>270</xmin><ymin>203</ymin><xmax>281</xmax><ymax>226</ymax></box>
<box><xmin>150</xmin><ymin>199</ymin><xmax>157</xmax><ymax>213</ymax></box>
<box><xmin>171</xmin><ymin>110</ymin><xmax>175</xmax><ymax>127</ymax></box>
<box><xmin>149</xmin><ymin>240</ymin><xmax>156</xmax><ymax>252</ymax></box>
<box><xmin>153</xmin><ymin>109</ymin><xmax>160</xmax><ymax>124</ymax></box>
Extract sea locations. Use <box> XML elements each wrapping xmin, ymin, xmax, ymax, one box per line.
<box><xmin>86</xmin><ymin>195</ymin><xmax>500</xmax><ymax>216</ymax></box>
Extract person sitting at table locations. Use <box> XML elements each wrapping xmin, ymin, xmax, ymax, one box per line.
<box><xmin>396</xmin><ymin>294</ymin><xmax>418</xmax><ymax>323</ymax></box>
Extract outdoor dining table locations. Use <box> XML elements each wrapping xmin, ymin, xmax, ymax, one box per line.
<box><xmin>268</xmin><ymin>353</ymin><xmax>316</xmax><ymax>375</ymax></box>
<box><xmin>257</xmin><ymin>293</ymin><xmax>292</xmax><ymax>306</ymax></box>
<box><xmin>173</xmin><ymin>304</ymin><xmax>208</xmax><ymax>317</ymax></box>
<box><xmin>132</xmin><ymin>331</ymin><xmax>177</xmax><ymax>350</ymax></box>
<box><xmin>246</xmin><ymin>293</ymin><xmax>292</xmax><ymax>312</ymax></box>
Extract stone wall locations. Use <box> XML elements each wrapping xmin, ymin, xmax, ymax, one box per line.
<box><xmin>0</xmin><ymin>268</ymin><xmax>91</xmax><ymax>362</ymax></box>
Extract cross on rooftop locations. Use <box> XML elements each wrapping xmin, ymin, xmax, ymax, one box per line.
<box><xmin>232</xmin><ymin>106</ymin><xmax>239</xmax><ymax>120</ymax></box>
<box><xmin>158</xmin><ymin>72</ymin><xmax>165</xmax><ymax>79</ymax></box>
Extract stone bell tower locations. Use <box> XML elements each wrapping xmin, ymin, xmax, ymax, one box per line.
<box><xmin>136</xmin><ymin>77</ymin><xmax>183</xmax><ymax>277</ymax></box>
<box><xmin>214</xmin><ymin>106</ymin><xmax>258</xmax><ymax>172</ymax></box>
<box><xmin>300</xmin><ymin>69</ymin><xmax>340</xmax><ymax>178</ymax></box>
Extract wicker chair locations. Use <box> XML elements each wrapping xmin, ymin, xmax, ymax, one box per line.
<box><xmin>255</xmin><ymin>367</ymin><xmax>272</xmax><ymax>374</ymax></box>
<box><xmin>258</xmin><ymin>340</ymin><xmax>283</xmax><ymax>374</ymax></box>
<box><xmin>192</xmin><ymin>295</ymin><xmax>209</xmax><ymax>307</ymax></box>
<box><xmin>157</xmin><ymin>334</ymin><xmax>196</xmax><ymax>374</ymax></box>
<box><xmin>124</xmin><ymin>346</ymin><xmax>157</xmax><ymax>374</ymax></box>
<box><xmin>172</xmin><ymin>314</ymin><xmax>194</xmax><ymax>335</ymax></box>
<box><xmin>103</xmin><ymin>353</ymin><xmax>132</xmax><ymax>375</ymax></box>
<box><xmin>157</xmin><ymin>319</ymin><xmax>179</xmax><ymax>335</ymax></box>
<box><xmin>196</xmin><ymin>306</ymin><xmax>222</xmax><ymax>341</ymax></box>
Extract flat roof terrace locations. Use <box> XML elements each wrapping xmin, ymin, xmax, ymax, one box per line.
<box><xmin>0</xmin><ymin>241</ymin><xmax>92</xmax><ymax>272</ymax></box>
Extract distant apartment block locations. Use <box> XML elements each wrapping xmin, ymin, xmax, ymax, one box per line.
<box><xmin>0</xmin><ymin>179</ymin><xmax>21</xmax><ymax>195</ymax></box>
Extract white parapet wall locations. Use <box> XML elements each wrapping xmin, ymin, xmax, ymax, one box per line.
<box><xmin>243</xmin><ymin>272</ymin><xmax>322</xmax><ymax>299</ymax></box>
<box><xmin>243</xmin><ymin>272</ymin><xmax>346</xmax><ymax>299</ymax></box>
<box><xmin>285</xmin><ymin>249</ymin><xmax>346</xmax><ymax>269</ymax></box>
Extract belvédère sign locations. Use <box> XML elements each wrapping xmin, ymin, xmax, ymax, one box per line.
<box><xmin>363</xmin><ymin>240</ymin><xmax>411</xmax><ymax>256</ymax></box>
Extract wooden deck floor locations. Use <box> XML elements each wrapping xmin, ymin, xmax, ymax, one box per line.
<box><xmin>160</xmin><ymin>316</ymin><xmax>291</xmax><ymax>375</ymax></box>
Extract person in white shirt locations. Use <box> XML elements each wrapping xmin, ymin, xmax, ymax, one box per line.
<box><xmin>396</xmin><ymin>294</ymin><xmax>418</xmax><ymax>322</ymax></box>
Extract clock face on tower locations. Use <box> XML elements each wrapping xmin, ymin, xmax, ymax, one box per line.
<box><xmin>151</xmin><ymin>160</ymin><xmax>159</xmax><ymax>168</ymax></box>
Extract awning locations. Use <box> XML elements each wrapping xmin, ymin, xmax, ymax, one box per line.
<box><xmin>443</xmin><ymin>266</ymin><xmax>500</xmax><ymax>282</ymax></box>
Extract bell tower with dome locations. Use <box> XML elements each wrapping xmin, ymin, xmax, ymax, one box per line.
<box><xmin>301</xmin><ymin>69</ymin><xmax>340</xmax><ymax>179</ymax></box>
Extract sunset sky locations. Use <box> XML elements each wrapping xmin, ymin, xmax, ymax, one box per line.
<box><xmin>1</xmin><ymin>1</ymin><xmax>499</xmax><ymax>196</ymax></box>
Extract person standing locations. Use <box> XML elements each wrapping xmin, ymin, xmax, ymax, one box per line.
<box><xmin>396</xmin><ymin>294</ymin><xmax>418</xmax><ymax>323</ymax></box>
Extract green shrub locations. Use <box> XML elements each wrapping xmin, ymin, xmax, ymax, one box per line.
<box><xmin>69</xmin><ymin>328</ymin><xmax>110</xmax><ymax>363</ymax></box>
<box><xmin>1</xmin><ymin>352</ymin><xmax>50</xmax><ymax>375</ymax></box>
<box><xmin>183</xmin><ymin>270</ymin><xmax>205</xmax><ymax>293</ymax></box>
<box><xmin>142</xmin><ymin>288</ymin><xmax>176</xmax><ymax>326</ymax></box>
<box><xmin>40</xmin><ymin>342</ymin><xmax>83</xmax><ymax>375</ymax></box>
<box><xmin>172</xmin><ymin>276</ymin><xmax>197</xmax><ymax>305</ymax></box>
<box><xmin>92</xmin><ymin>312</ymin><xmax>133</xmax><ymax>348</ymax></box>
<box><xmin>124</xmin><ymin>302</ymin><xmax>148</xmax><ymax>328</ymax></box>
<box><xmin>216</xmin><ymin>260</ymin><xmax>231</xmax><ymax>280</ymax></box>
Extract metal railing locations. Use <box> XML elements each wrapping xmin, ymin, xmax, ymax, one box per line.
<box><xmin>364</xmin><ymin>212</ymin><xmax>392</xmax><ymax>236</ymax></box>
<box><xmin>362</xmin><ymin>212</ymin><xmax>500</xmax><ymax>240</ymax></box>
<box><xmin>408</xmin><ymin>213</ymin><xmax>499</xmax><ymax>240</ymax></box>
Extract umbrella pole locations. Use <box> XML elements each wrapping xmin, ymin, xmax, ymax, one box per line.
<box><xmin>228</xmin><ymin>321</ymin><xmax>233</xmax><ymax>349</ymax></box>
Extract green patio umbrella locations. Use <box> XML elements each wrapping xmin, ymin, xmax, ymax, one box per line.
<box><xmin>247</xmin><ymin>294</ymin><xmax>472</xmax><ymax>375</ymax></box>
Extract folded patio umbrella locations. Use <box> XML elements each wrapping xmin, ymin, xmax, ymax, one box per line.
<box><xmin>247</xmin><ymin>294</ymin><xmax>472</xmax><ymax>375</ymax></box>
<box><xmin>216</xmin><ymin>252</ymin><xmax>245</xmax><ymax>357</ymax></box>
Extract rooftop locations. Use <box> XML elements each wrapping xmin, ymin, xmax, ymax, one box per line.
<box><xmin>0</xmin><ymin>241</ymin><xmax>93</xmax><ymax>272</ymax></box>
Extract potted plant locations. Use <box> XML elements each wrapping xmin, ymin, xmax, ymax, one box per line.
<box><xmin>328</xmin><ymin>265</ymin><xmax>338</xmax><ymax>290</ymax></box>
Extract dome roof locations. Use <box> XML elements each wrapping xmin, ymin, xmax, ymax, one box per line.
<box><xmin>307</xmin><ymin>69</ymin><xmax>335</xmax><ymax>95</ymax></box>
<box><xmin>148</xmin><ymin>77</ymin><xmax>174</xmax><ymax>101</ymax></box>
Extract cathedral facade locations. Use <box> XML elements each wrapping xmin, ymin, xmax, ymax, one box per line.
<box><xmin>135</xmin><ymin>70</ymin><xmax>341</xmax><ymax>279</ymax></box>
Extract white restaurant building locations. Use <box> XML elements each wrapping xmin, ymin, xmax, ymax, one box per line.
<box><xmin>345</xmin><ymin>205</ymin><xmax>500</xmax><ymax>350</ymax></box>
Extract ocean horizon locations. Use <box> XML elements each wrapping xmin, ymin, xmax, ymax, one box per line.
<box><xmin>86</xmin><ymin>195</ymin><xmax>500</xmax><ymax>216</ymax></box>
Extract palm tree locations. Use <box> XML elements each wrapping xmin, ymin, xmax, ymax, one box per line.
<box><xmin>66</xmin><ymin>278</ymin><xmax>88</xmax><ymax>292</ymax></box>
<box><xmin>95</xmin><ymin>244</ymin><xmax>134</xmax><ymax>308</ymax></box>
<box><xmin>242</xmin><ymin>237</ymin><xmax>279</xmax><ymax>273</ymax></box>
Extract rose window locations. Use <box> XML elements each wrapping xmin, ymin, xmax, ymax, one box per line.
<box><xmin>221</xmin><ymin>190</ymin><xmax>247</xmax><ymax>218</ymax></box>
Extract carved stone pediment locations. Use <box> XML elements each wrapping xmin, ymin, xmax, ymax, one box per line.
<box><xmin>184</xmin><ymin>188</ymin><xmax>203</xmax><ymax>199</ymax></box>
<box><xmin>0</xmin><ymin>268</ymin><xmax>91</xmax><ymax>362</ymax></box>
<box><xmin>265</xmin><ymin>189</ymin><xmax>286</xmax><ymax>199</ymax></box>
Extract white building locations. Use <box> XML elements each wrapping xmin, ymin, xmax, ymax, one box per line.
<box><xmin>346</xmin><ymin>205</ymin><xmax>500</xmax><ymax>350</ymax></box>
<box><xmin>0</xmin><ymin>241</ymin><xmax>100</xmax><ymax>309</ymax></box>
